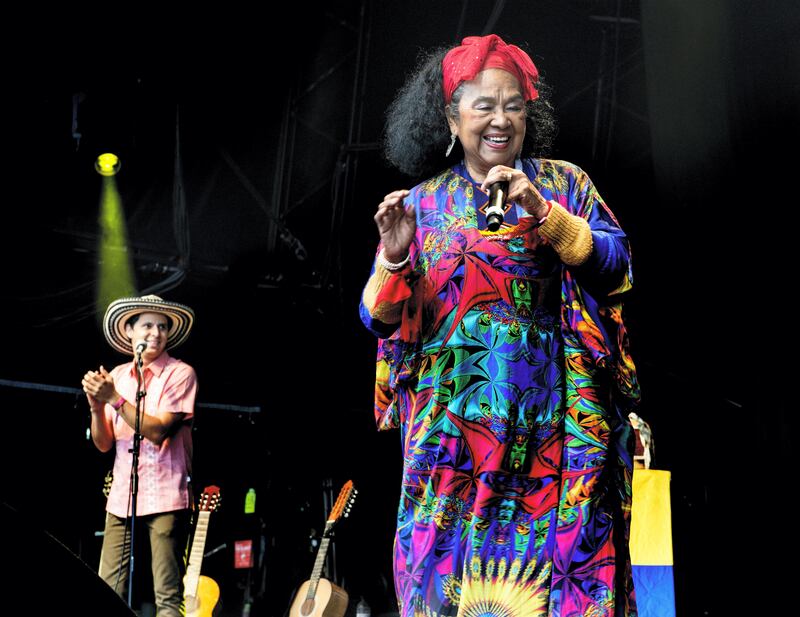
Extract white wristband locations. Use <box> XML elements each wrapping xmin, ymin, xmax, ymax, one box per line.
<box><xmin>377</xmin><ymin>248</ymin><xmax>411</xmax><ymax>271</ymax></box>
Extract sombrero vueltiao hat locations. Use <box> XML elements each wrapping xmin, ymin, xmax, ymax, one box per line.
<box><xmin>103</xmin><ymin>294</ymin><xmax>195</xmax><ymax>355</ymax></box>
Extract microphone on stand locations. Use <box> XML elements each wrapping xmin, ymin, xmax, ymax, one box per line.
<box><xmin>134</xmin><ymin>342</ymin><xmax>147</xmax><ymax>396</ymax></box>
<box><xmin>134</xmin><ymin>342</ymin><xmax>146</xmax><ymax>367</ymax></box>
<box><xmin>486</xmin><ymin>180</ymin><xmax>509</xmax><ymax>231</ymax></box>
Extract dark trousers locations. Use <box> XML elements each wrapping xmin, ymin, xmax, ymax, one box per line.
<box><xmin>99</xmin><ymin>510</ymin><xmax>191</xmax><ymax>617</ymax></box>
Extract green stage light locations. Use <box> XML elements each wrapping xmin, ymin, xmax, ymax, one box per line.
<box><xmin>95</xmin><ymin>153</ymin><xmax>121</xmax><ymax>176</ymax></box>
<box><xmin>95</xmin><ymin>160</ymin><xmax>136</xmax><ymax>315</ymax></box>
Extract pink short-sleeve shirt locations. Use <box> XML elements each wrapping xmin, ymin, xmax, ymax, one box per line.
<box><xmin>104</xmin><ymin>352</ymin><xmax>197</xmax><ymax>517</ymax></box>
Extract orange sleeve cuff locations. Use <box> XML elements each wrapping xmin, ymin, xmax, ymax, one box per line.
<box><xmin>362</xmin><ymin>263</ymin><xmax>413</xmax><ymax>324</ymax></box>
<box><xmin>538</xmin><ymin>202</ymin><xmax>593</xmax><ymax>266</ymax></box>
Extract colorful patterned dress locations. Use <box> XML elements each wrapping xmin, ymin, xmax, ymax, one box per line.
<box><xmin>360</xmin><ymin>158</ymin><xmax>641</xmax><ymax>617</ymax></box>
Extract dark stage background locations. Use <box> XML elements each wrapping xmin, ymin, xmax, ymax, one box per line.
<box><xmin>1</xmin><ymin>1</ymin><xmax>796</xmax><ymax>615</ymax></box>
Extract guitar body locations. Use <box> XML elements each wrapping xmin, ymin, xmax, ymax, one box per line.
<box><xmin>186</xmin><ymin>574</ymin><xmax>221</xmax><ymax>617</ymax></box>
<box><xmin>289</xmin><ymin>578</ymin><xmax>348</xmax><ymax>617</ymax></box>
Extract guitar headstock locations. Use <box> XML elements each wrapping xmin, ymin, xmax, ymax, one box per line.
<box><xmin>326</xmin><ymin>480</ymin><xmax>356</xmax><ymax>525</ymax></box>
<box><xmin>198</xmin><ymin>485</ymin><xmax>221</xmax><ymax>513</ymax></box>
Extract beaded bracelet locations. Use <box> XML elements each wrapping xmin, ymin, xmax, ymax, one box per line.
<box><xmin>377</xmin><ymin>248</ymin><xmax>411</xmax><ymax>272</ymax></box>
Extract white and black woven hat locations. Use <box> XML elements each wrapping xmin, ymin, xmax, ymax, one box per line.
<box><xmin>103</xmin><ymin>294</ymin><xmax>195</xmax><ymax>355</ymax></box>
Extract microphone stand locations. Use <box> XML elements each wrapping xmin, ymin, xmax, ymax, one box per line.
<box><xmin>127</xmin><ymin>346</ymin><xmax>147</xmax><ymax>607</ymax></box>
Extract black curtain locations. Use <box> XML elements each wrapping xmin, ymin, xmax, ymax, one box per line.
<box><xmin>640</xmin><ymin>1</ymin><xmax>797</xmax><ymax>613</ymax></box>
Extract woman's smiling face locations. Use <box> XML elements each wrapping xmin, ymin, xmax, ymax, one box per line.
<box><xmin>447</xmin><ymin>68</ymin><xmax>526</xmax><ymax>182</ymax></box>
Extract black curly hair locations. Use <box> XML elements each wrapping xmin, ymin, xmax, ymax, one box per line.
<box><xmin>382</xmin><ymin>45</ymin><xmax>558</xmax><ymax>179</ymax></box>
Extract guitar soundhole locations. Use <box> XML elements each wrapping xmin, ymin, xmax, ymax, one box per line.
<box><xmin>300</xmin><ymin>599</ymin><xmax>316</xmax><ymax>616</ymax></box>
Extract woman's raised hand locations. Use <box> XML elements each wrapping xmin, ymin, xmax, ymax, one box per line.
<box><xmin>374</xmin><ymin>189</ymin><xmax>415</xmax><ymax>262</ymax></box>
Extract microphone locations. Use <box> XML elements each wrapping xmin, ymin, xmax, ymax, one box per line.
<box><xmin>135</xmin><ymin>342</ymin><xmax>147</xmax><ymax>356</ymax></box>
<box><xmin>486</xmin><ymin>180</ymin><xmax>509</xmax><ymax>231</ymax></box>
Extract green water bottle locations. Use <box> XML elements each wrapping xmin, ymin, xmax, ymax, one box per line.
<box><xmin>244</xmin><ymin>488</ymin><xmax>256</xmax><ymax>514</ymax></box>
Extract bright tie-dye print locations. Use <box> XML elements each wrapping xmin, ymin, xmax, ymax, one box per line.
<box><xmin>361</xmin><ymin>158</ymin><xmax>641</xmax><ymax>617</ymax></box>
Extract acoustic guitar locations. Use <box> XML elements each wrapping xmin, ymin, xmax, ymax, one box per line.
<box><xmin>289</xmin><ymin>480</ymin><xmax>357</xmax><ymax>617</ymax></box>
<box><xmin>185</xmin><ymin>485</ymin><xmax>222</xmax><ymax>617</ymax></box>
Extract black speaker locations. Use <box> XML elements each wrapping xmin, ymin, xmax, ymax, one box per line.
<box><xmin>1</xmin><ymin>501</ymin><xmax>135</xmax><ymax>615</ymax></box>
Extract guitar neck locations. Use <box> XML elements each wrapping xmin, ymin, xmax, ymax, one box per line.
<box><xmin>305</xmin><ymin>525</ymin><xmax>334</xmax><ymax>600</ymax></box>
<box><xmin>185</xmin><ymin>511</ymin><xmax>211</xmax><ymax>597</ymax></box>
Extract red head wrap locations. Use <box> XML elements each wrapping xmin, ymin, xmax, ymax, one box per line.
<box><xmin>442</xmin><ymin>34</ymin><xmax>539</xmax><ymax>105</ymax></box>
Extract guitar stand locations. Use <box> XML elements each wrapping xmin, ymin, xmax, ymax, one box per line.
<box><xmin>242</xmin><ymin>568</ymin><xmax>253</xmax><ymax>617</ymax></box>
